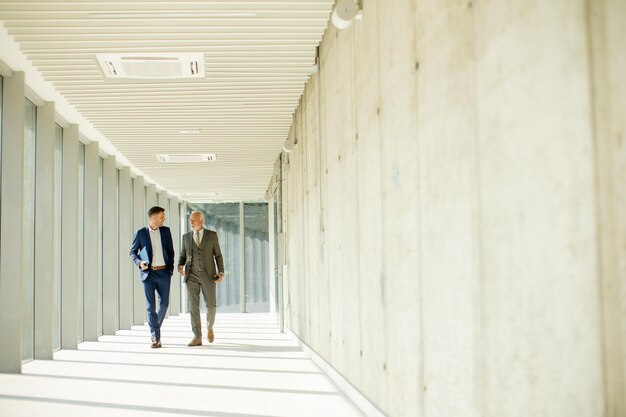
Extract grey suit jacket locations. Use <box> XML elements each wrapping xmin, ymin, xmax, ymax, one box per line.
<box><xmin>178</xmin><ymin>228</ymin><xmax>224</xmax><ymax>283</ymax></box>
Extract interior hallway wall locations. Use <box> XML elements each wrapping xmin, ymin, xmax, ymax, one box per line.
<box><xmin>280</xmin><ymin>0</ymin><xmax>625</xmax><ymax>416</ymax></box>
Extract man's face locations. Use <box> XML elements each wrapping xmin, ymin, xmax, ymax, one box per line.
<box><xmin>151</xmin><ymin>212</ymin><xmax>165</xmax><ymax>228</ymax></box>
<box><xmin>190</xmin><ymin>215</ymin><xmax>203</xmax><ymax>231</ymax></box>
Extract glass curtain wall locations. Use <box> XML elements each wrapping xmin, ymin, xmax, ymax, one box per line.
<box><xmin>273</xmin><ymin>197</ymin><xmax>280</xmax><ymax>313</ymax></box>
<box><xmin>130</xmin><ymin>176</ymin><xmax>135</xmax><ymax>318</ymax></box>
<box><xmin>179</xmin><ymin>202</ymin><xmax>187</xmax><ymax>311</ymax></box>
<box><xmin>115</xmin><ymin>169</ymin><xmax>120</xmax><ymax>330</ymax></box>
<box><xmin>187</xmin><ymin>203</ymin><xmax>270</xmax><ymax>313</ymax></box>
<box><xmin>53</xmin><ymin>124</ymin><xmax>63</xmax><ymax>351</ymax></box>
<box><xmin>0</xmin><ymin>76</ymin><xmax>2</xmax><ymax>231</ymax></box>
<box><xmin>97</xmin><ymin>157</ymin><xmax>103</xmax><ymax>336</ymax></box>
<box><xmin>77</xmin><ymin>143</ymin><xmax>85</xmax><ymax>341</ymax></box>
<box><xmin>187</xmin><ymin>203</ymin><xmax>241</xmax><ymax>312</ymax></box>
<box><xmin>244</xmin><ymin>203</ymin><xmax>269</xmax><ymax>313</ymax></box>
<box><xmin>22</xmin><ymin>99</ymin><xmax>36</xmax><ymax>362</ymax></box>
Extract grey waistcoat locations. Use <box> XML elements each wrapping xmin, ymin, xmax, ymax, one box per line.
<box><xmin>189</xmin><ymin>241</ymin><xmax>209</xmax><ymax>279</ymax></box>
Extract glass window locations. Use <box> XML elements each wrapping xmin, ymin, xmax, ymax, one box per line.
<box><xmin>130</xmin><ymin>177</ymin><xmax>135</xmax><ymax>317</ymax></box>
<box><xmin>98</xmin><ymin>157</ymin><xmax>103</xmax><ymax>336</ymax></box>
<box><xmin>78</xmin><ymin>143</ymin><xmax>85</xmax><ymax>342</ymax></box>
<box><xmin>115</xmin><ymin>168</ymin><xmax>120</xmax><ymax>330</ymax></box>
<box><xmin>244</xmin><ymin>203</ymin><xmax>269</xmax><ymax>313</ymax></box>
<box><xmin>273</xmin><ymin>198</ymin><xmax>280</xmax><ymax>314</ymax></box>
<box><xmin>188</xmin><ymin>203</ymin><xmax>241</xmax><ymax>312</ymax></box>
<box><xmin>0</xmin><ymin>76</ymin><xmax>3</xmax><ymax>221</ymax></box>
<box><xmin>22</xmin><ymin>99</ymin><xmax>36</xmax><ymax>362</ymax></box>
<box><xmin>53</xmin><ymin>124</ymin><xmax>63</xmax><ymax>351</ymax></box>
<box><xmin>179</xmin><ymin>201</ymin><xmax>186</xmax><ymax>311</ymax></box>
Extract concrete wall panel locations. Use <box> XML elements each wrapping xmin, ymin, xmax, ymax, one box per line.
<box><xmin>415</xmin><ymin>2</ymin><xmax>481</xmax><ymax>417</ymax></box>
<box><xmin>377</xmin><ymin>0</ymin><xmax>422</xmax><ymax>415</ymax></box>
<box><xmin>473</xmin><ymin>2</ymin><xmax>603</xmax><ymax>415</ymax></box>
<box><xmin>352</xmin><ymin>2</ymin><xmax>387</xmax><ymax>410</ymax></box>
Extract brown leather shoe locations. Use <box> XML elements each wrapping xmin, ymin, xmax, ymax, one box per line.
<box><xmin>187</xmin><ymin>337</ymin><xmax>202</xmax><ymax>347</ymax></box>
<box><xmin>208</xmin><ymin>329</ymin><xmax>214</xmax><ymax>343</ymax></box>
<box><xmin>151</xmin><ymin>338</ymin><xmax>161</xmax><ymax>348</ymax></box>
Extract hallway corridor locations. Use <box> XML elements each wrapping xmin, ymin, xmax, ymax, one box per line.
<box><xmin>0</xmin><ymin>0</ymin><xmax>624</xmax><ymax>415</ymax></box>
<box><xmin>0</xmin><ymin>314</ymin><xmax>362</xmax><ymax>417</ymax></box>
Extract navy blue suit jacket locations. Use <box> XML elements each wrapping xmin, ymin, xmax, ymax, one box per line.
<box><xmin>130</xmin><ymin>226</ymin><xmax>175</xmax><ymax>281</ymax></box>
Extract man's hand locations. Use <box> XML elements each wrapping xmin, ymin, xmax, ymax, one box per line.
<box><xmin>178</xmin><ymin>265</ymin><xmax>185</xmax><ymax>276</ymax></box>
<box><xmin>140</xmin><ymin>261</ymin><xmax>148</xmax><ymax>271</ymax></box>
<box><xmin>215</xmin><ymin>272</ymin><xmax>224</xmax><ymax>283</ymax></box>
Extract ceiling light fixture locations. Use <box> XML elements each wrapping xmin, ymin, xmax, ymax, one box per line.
<box><xmin>96</xmin><ymin>53</ymin><xmax>205</xmax><ymax>79</ymax></box>
<box><xmin>182</xmin><ymin>192</ymin><xmax>221</xmax><ymax>197</ymax></box>
<box><xmin>178</xmin><ymin>129</ymin><xmax>201</xmax><ymax>135</ymax></box>
<box><xmin>156</xmin><ymin>154</ymin><xmax>216</xmax><ymax>163</ymax></box>
<box><xmin>89</xmin><ymin>12</ymin><xmax>257</xmax><ymax>19</ymax></box>
<box><xmin>331</xmin><ymin>0</ymin><xmax>362</xmax><ymax>30</ymax></box>
<box><xmin>283</xmin><ymin>137</ymin><xmax>297</xmax><ymax>153</ymax></box>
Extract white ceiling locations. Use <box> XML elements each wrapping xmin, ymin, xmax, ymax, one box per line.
<box><xmin>0</xmin><ymin>0</ymin><xmax>333</xmax><ymax>202</ymax></box>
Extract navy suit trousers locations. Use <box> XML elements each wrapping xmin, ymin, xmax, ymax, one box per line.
<box><xmin>142</xmin><ymin>269</ymin><xmax>171</xmax><ymax>340</ymax></box>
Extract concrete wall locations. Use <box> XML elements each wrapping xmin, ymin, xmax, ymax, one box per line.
<box><xmin>280</xmin><ymin>1</ymin><xmax>625</xmax><ymax>416</ymax></box>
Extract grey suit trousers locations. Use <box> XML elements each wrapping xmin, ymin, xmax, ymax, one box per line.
<box><xmin>186</xmin><ymin>272</ymin><xmax>216</xmax><ymax>337</ymax></box>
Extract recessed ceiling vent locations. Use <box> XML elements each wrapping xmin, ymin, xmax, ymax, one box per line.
<box><xmin>96</xmin><ymin>53</ymin><xmax>205</xmax><ymax>79</ymax></box>
<box><xmin>156</xmin><ymin>154</ymin><xmax>216</xmax><ymax>163</ymax></box>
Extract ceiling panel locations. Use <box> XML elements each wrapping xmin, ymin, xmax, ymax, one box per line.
<box><xmin>0</xmin><ymin>0</ymin><xmax>332</xmax><ymax>202</ymax></box>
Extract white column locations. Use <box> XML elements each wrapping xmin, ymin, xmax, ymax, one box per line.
<box><xmin>118</xmin><ymin>167</ymin><xmax>133</xmax><ymax>330</ymax></box>
<box><xmin>158</xmin><ymin>191</ymin><xmax>168</xmax><ymax>212</ymax></box>
<box><xmin>132</xmin><ymin>177</ymin><xmax>146</xmax><ymax>325</ymax></box>
<box><xmin>102</xmin><ymin>156</ymin><xmax>118</xmax><ymax>334</ymax></box>
<box><xmin>61</xmin><ymin>124</ymin><xmax>79</xmax><ymax>349</ymax></box>
<box><xmin>0</xmin><ymin>71</ymin><xmax>25</xmax><ymax>373</ymax></box>
<box><xmin>34</xmin><ymin>101</ymin><xmax>56</xmax><ymax>359</ymax></box>
<box><xmin>147</xmin><ymin>184</ymin><xmax>157</xmax><ymax>209</ymax></box>
<box><xmin>82</xmin><ymin>143</ymin><xmax>99</xmax><ymax>341</ymax></box>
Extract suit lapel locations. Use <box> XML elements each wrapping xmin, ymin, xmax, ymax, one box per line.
<box><xmin>144</xmin><ymin>227</ymin><xmax>153</xmax><ymax>260</ymax></box>
<box><xmin>200</xmin><ymin>228</ymin><xmax>209</xmax><ymax>251</ymax></box>
<box><xmin>159</xmin><ymin>227</ymin><xmax>169</xmax><ymax>264</ymax></box>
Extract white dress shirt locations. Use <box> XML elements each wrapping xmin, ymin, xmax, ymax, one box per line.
<box><xmin>148</xmin><ymin>225</ymin><xmax>166</xmax><ymax>267</ymax></box>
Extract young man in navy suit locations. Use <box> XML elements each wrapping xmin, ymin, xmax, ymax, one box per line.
<box><xmin>130</xmin><ymin>206</ymin><xmax>175</xmax><ymax>348</ymax></box>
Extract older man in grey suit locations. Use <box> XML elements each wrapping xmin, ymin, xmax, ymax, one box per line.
<box><xmin>178</xmin><ymin>210</ymin><xmax>225</xmax><ymax>346</ymax></box>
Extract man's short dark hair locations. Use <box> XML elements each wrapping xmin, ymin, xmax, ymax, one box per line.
<box><xmin>148</xmin><ymin>206</ymin><xmax>165</xmax><ymax>217</ymax></box>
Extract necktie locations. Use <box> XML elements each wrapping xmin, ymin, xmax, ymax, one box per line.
<box><xmin>194</xmin><ymin>231</ymin><xmax>200</xmax><ymax>246</ymax></box>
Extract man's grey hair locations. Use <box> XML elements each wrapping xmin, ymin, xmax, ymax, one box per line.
<box><xmin>190</xmin><ymin>210</ymin><xmax>205</xmax><ymax>223</ymax></box>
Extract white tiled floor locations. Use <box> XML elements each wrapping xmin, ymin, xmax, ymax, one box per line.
<box><xmin>0</xmin><ymin>314</ymin><xmax>363</xmax><ymax>417</ymax></box>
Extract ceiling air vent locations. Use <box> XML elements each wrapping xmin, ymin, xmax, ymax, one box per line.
<box><xmin>96</xmin><ymin>53</ymin><xmax>204</xmax><ymax>79</ymax></box>
<box><xmin>156</xmin><ymin>154</ymin><xmax>216</xmax><ymax>163</ymax></box>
